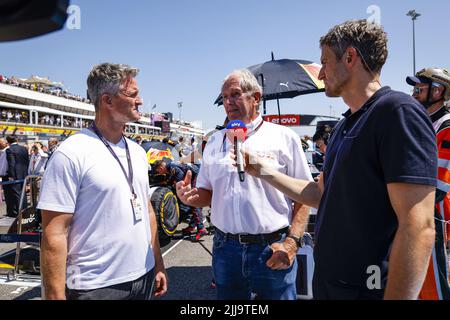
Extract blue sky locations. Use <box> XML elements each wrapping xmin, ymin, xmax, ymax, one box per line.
<box><xmin>1</xmin><ymin>0</ymin><xmax>449</xmax><ymax>135</ymax></box>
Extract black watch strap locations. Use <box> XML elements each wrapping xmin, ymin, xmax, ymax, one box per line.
<box><xmin>286</xmin><ymin>234</ymin><xmax>304</xmax><ymax>248</ymax></box>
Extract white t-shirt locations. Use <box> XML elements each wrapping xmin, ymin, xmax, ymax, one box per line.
<box><xmin>37</xmin><ymin>129</ymin><xmax>154</xmax><ymax>290</ymax></box>
<box><xmin>197</xmin><ymin>114</ymin><xmax>313</xmax><ymax>234</ymax></box>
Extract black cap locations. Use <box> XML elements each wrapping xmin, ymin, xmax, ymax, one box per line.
<box><xmin>406</xmin><ymin>75</ymin><xmax>431</xmax><ymax>86</ymax></box>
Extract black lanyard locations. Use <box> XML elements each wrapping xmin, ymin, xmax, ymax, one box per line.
<box><xmin>221</xmin><ymin>119</ymin><xmax>264</xmax><ymax>152</ymax></box>
<box><xmin>90</xmin><ymin>124</ymin><xmax>136</xmax><ymax>198</ymax></box>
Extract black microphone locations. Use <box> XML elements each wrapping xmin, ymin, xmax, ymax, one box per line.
<box><xmin>226</xmin><ymin>120</ymin><xmax>247</xmax><ymax>182</ymax></box>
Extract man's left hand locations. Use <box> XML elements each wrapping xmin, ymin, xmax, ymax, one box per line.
<box><xmin>266</xmin><ymin>239</ymin><xmax>298</xmax><ymax>270</ymax></box>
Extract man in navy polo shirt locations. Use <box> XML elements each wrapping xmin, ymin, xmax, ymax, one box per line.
<box><xmin>238</xmin><ymin>20</ymin><xmax>437</xmax><ymax>300</ymax></box>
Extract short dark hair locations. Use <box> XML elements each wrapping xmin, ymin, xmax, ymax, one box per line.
<box><xmin>153</xmin><ymin>158</ymin><xmax>171</xmax><ymax>172</ymax></box>
<box><xmin>320</xmin><ymin>19</ymin><xmax>388</xmax><ymax>74</ymax></box>
<box><xmin>313</xmin><ymin>130</ymin><xmax>331</xmax><ymax>146</ymax></box>
<box><xmin>6</xmin><ymin>135</ymin><xmax>17</xmax><ymax>144</ymax></box>
<box><xmin>153</xmin><ymin>160</ymin><xmax>164</xmax><ymax>170</ymax></box>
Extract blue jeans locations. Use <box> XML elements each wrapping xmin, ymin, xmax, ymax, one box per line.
<box><xmin>212</xmin><ymin>230</ymin><xmax>297</xmax><ymax>300</ymax></box>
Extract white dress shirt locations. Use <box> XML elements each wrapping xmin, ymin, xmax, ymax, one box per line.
<box><xmin>197</xmin><ymin>114</ymin><xmax>313</xmax><ymax>234</ymax></box>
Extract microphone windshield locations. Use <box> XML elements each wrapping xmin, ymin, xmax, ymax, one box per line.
<box><xmin>226</xmin><ymin>120</ymin><xmax>247</xmax><ymax>142</ymax></box>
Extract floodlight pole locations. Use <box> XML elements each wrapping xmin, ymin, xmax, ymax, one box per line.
<box><xmin>406</xmin><ymin>10</ymin><xmax>421</xmax><ymax>74</ymax></box>
<box><xmin>178</xmin><ymin>101</ymin><xmax>182</xmax><ymax>121</ymax></box>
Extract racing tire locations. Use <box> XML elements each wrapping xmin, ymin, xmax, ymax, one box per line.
<box><xmin>150</xmin><ymin>187</ymin><xmax>180</xmax><ymax>238</ymax></box>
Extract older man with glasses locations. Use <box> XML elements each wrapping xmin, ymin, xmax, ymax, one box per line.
<box><xmin>176</xmin><ymin>69</ymin><xmax>313</xmax><ymax>300</ymax></box>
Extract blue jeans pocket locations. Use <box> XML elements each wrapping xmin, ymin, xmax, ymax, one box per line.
<box><xmin>213</xmin><ymin>233</ymin><xmax>225</xmax><ymax>250</ymax></box>
<box><xmin>259</xmin><ymin>244</ymin><xmax>274</xmax><ymax>263</ymax></box>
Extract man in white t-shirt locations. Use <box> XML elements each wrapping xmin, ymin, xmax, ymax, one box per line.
<box><xmin>176</xmin><ymin>69</ymin><xmax>313</xmax><ymax>300</ymax></box>
<box><xmin>38</xmin><ymin>63</ymin><xmax>168</xmax><ymax>300</ymax></box>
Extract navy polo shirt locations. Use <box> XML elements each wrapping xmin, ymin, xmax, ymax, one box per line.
<box><xmin>314</xmin><ymin>86</ymin><xmax>437</xmax><ymax>287</ymax></box>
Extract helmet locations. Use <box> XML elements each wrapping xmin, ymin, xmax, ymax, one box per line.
<box><xmin>415</xmin><ymin>68</ymin><xmax>450</xmax><ymax>101</ymax></box>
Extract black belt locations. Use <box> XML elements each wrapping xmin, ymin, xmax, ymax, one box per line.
<box><xmin>216</xmin><ymin>226</ymin><xmax>289</xmax><ymax>245</ymax></box>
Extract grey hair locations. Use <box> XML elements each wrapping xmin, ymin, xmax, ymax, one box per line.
<box><xmin>222</xmin><ymin>69</ymin><xmax>263</xmax><ymax>109</ymax></box>
<box><xmin>87</xmin><ymin>63</ymin><xmax>139</xmax><ymax>109</ymax></box>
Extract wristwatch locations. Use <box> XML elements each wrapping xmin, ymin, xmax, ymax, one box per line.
<box><xmin>286</xmin><ymin>234</ymin><xmax>304</xmax><ymax>248</ymax></box>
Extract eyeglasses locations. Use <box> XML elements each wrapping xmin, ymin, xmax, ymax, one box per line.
<box><xmin>413</xmin><ymin>86</ymin><xmax>427</xmax><ymax>94</ymax></box>
<box><xmin>222</xmin><ymin>91</ymin><xmax>250</xmax><ymax>103</ymax></box>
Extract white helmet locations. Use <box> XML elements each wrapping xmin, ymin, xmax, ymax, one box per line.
<box><xmin>407</xmin><ymin>68</ymin><xmax>450</xmax><ymax>101</ymax></box>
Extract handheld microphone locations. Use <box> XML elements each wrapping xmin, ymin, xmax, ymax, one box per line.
<box><xmin>226</xmin><ymin>120</ymin><xmax>247</xmax><ymax>182</ymax></box>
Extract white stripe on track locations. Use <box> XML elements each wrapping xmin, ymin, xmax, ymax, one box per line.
<box><xmin>162</xmin><ymin>239</ymin><xmax>184</xmax><ymax>257</ymax></box>
<box><xmin>0</xmin><ymin>276</ymin><xmax>41</xmax><ymax>287</ymax></box>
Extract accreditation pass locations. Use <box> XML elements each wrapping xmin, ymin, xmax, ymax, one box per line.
<box><xmin>131</xmin><ymin>195</ymin><xmax>143</xmax><ymax>221</ymax></box>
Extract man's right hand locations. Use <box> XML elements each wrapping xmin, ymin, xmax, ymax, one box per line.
<box><xmin>176</xmin><ymin>170</ymin><xmax>199</xmax><ymax>206</ymax></box>
<box><xmin>231</xmin><ymin>147</ymin><xmax>271</xmax><ymax>178</ymax></box>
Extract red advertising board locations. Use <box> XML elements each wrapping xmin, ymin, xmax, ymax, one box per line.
<box><xmin>262</xmin><ymin>114</ymin><xmax>301</xmax><ymax>126</ymax></box>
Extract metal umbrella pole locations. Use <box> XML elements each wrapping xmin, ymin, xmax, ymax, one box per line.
<box><xmin>271</xmin><ymin>52</ymin><xmax>282</xmax><ymax>122</ymax></box>
<box><xmin>259</xmin><ymin>74</ymin><xmax>266</xmax><ymax>115</ymax></box>
<box><xmin>277</xmin><ymin>95</ymin><xmax>281</xmax><ymax>123</ymax></box>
